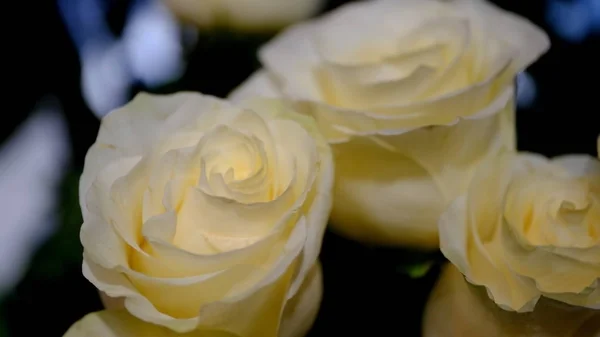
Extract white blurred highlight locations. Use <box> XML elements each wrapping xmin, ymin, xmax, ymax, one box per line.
<box><xmin>60</xmin><ymin>0</ymin><xmax>187</xmax><ymax>119</ymax></box>
<box><xmin>0</xmin><ymin>98</ymin><xmax>70</xmax><ymax>296</ymax></box>
<box><xmin>81</xmin><ymin>40</ymin><xmax>133</xmax><ymax>119</ymax></box>
<box><xmin>123</xmin><ymin>0</ymin><xmax>185</xmax><ymax>87</ymax></box>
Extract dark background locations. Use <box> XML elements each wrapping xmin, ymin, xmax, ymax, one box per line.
<box><xmin>1</xmin><ymin>0</ymin><xmax>598</xmax><ymax>336</ymax></box>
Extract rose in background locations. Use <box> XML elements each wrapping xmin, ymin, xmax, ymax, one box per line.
<box><xmin>439</xmin><ymin>151</ymin><xmax>599</xmax><ymax>311</ymax></box>
<box><xmin>69</xmin><ymin>92</ymin><xmax>333</xmax><ymax>337</ymax></box>
<box><xmin>425</xmin><ymin>150</ymin><xmax>600</xmax><ymax>336</ymax></box>
<box><xmin>229</xmin><ymin>0</ymin><xmax>550</xmax><ymax>249</ymax></box>
<box><xmin>163</xmin><ymin>0</ymin><xmax>324</xmax><ymax>32</ymax></box>
<box><xmin>65</xmin><ymin>310</ymin><xmax>238</xmax><ymax>337</ymax></box>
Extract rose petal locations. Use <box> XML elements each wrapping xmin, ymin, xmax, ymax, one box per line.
<box><xmin>63</xmin><ymin>310</ymin><xmax>237</xmax><ymax>337</ymax></box>
<box><xmin>422</xmin><ymin>264</ymin><xmax>600</xmax><ymax>337</ymax></box>
<box><xmin>229</xmin><ymin>71</ymin><xmax>280</xmax><ymax>103</ymax></box>
<box><xmin>280</xmin><ymin>262</ymin><xmax>323</xmax><ymax>337</ymax></box>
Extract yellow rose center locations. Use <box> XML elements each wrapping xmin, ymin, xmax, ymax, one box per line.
<box><xmin>198</xmin><ymin>126</ymin><xmax>277</xmax><ymax>203</ymax></box>
<box><xmin>127</xmin><ymin>109</ymin><xmax>316</xmax><ymax>262</ymax></box>
<box><xmin>504</xmin><ymin>174</ymin><xmax>600</xmax><ymax>249</ymax></box>
<box><xmin>168</xmin><ymin>127</ymin><xmax>286</xmax><ymax>254</ymax></box>
<box><xmin>556</xmin><ymin>197</ymin><xmax>589</xmax><ymax>226</ymax></box>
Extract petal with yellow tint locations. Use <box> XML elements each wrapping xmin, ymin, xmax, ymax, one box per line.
<box><xmin>63</xmin><ymin>310</ymin><xmax>238</xmax><ymax>337</ymax></box>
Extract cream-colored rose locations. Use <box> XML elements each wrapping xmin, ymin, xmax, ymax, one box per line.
<box><xmin>78</xmin><ymin>92</ymin><xmax>333</xmax><ymax>337</ymax></box>
<box><xmin>162</xmin><ymin>0</ymin><xmax>323</xmax><ymax>32</ymax></box>
<box><xmin>439</xmin><ymin>151</ymin><xmax>600</xmax><ymax>312</ymax></box>
<box><xmin>64</xmin><ymin>310</ymin><xmax>239</xmax><ymax>337</ymax></box>
<box><xmin>229</xmin><ymin>0</ymin><xmax>550</xmax><ymax>248</ymax></box>
<box><xmin>422</xmin><ymin>264</ymin><xmax>600</xmax><ymax>337</ymax></box>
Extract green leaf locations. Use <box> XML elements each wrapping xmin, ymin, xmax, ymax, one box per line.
<box><xmin>402</xmin><ymin>261</ymin><xmax>435</xmax><ymax>279</ymax></box>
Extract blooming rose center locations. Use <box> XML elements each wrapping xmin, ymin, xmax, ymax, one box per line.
<box><xmin>206</xmin><ymin>142</ymin><xmax>256</xmax><ymax>181</ymax></box>
<box><xmin>199</xmin><ymin>129</ymin><xmax>273</xmax><ymax>201</ymax></box>
<box><xmin>132</xmin><ymin>110</ymin><xmax>312</xmax><ymax>259</ymax></box>
<box><xmin>556</xmin><ymin>197</ymin><xmax>590</xmax><ymax>226</ymax></box>
<box><xmin>168</xmin><ymin>127</ymin><xmax>283</xmax><ymax>254</ymax></box>
<box><xmin>504</xmin><ymin>174</ymin><xmax>600</xmax><ymax>248</ymax></box>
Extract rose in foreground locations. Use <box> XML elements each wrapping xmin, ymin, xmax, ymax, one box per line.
<box><xmin>76</xmin><ymin>92</ymin><xmax>333</xmax><ymax>337</ymax></box>
<box><xmin>229</xmin><ymin>0</ymin><xmax>550</xmax><ymax>248</ymax></box>
<box><xmin>439</xmin><ymin>151</ymin><xmax>600</xmax><ymax>312</ymax></box>
<box><xmin>162</xmin><ymin>0</ymin><xmax>323</xmax><ymax>32</ymax></box>
<box><xmin>422</xmin><ymin>264</ymin><xmax>600</xmax><ymax>337</ymax></box>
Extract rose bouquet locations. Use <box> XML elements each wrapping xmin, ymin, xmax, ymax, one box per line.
<box><xmin>57</xmin><ymin>0</ymin><xmax>599</xmax><ymax>336</ymax></box>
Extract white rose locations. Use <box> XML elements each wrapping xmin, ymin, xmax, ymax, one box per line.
<box><xmin>230</xmin><ymin>0</ymin><xmax>549</xmax><ymax>248</ymax></box>
<box><xmin>439</xmin><ymin>152</ymin><xmax>600</xmax><ymax>312</ymax></box>
<box><xmin>65</xmin><ymin>310</ymin><xmax>238</xmax><ymax>337</ymax></box>
<box><xmin>422</xmin><ymin>264</ymin><xmax>600</xmax><ymax>337</ymax></box>
<box><xmin>163</xmin><ymin>0</ymin><xmax>324</xmax><ymax>31</ymax></box>
<box><xmin>73</xmin><ymin>92</ymin><xmax>333</xmax><ymax>337</ymax></box>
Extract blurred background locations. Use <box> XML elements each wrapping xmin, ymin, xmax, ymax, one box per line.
<box><xmin>1</xmin><ymin>0</ymin><xmax>598</xmax><ymax>336</ymax></box>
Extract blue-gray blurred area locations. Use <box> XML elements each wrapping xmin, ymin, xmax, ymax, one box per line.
<box><xmin>57</xmin><ymin>0</ymin><xmax>187</xmax><ymax>117</ymax></box>
<box><xmin>546</xmin><ymin>0</ymin><xmax>600</xmax><ymax>42</ymax></box>
<box><xmin>0</xmin><ymin>0</ymin><xmax>598</xmax><ymax>336</ymax></box>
